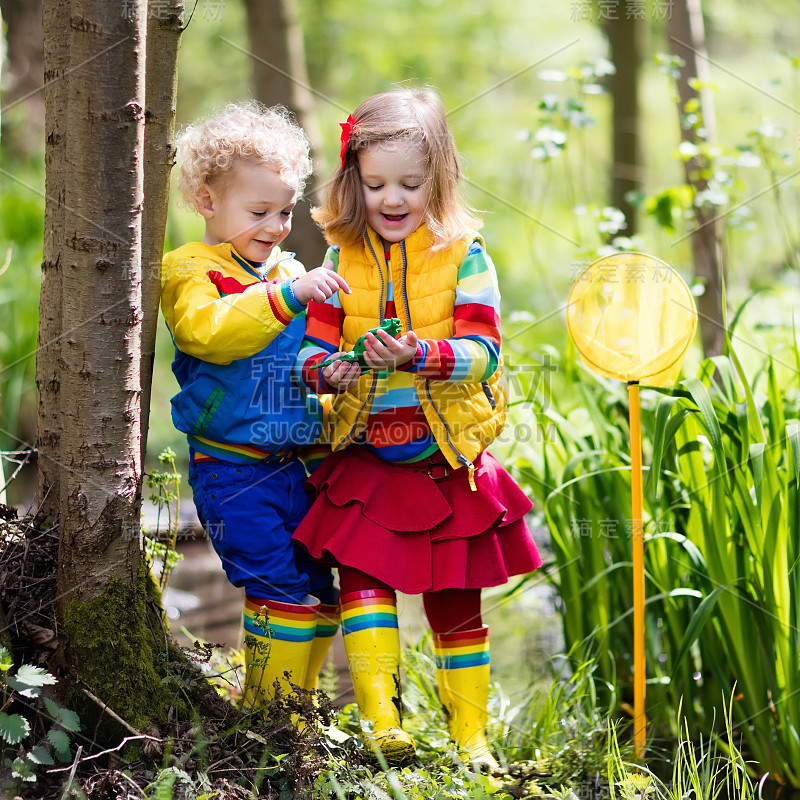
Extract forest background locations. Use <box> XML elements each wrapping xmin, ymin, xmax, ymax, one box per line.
<box><xmin>2</xmin><ymin>0</ymin><xmax>798</xmax><ymax>479</ymax></box>
<box><xmin>3</xmin><ymin>0</ymin><xmax>800</xmax><ymax>796</ymax></box>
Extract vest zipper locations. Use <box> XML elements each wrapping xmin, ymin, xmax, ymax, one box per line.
<box><xmin>482</xmin><ymin>380</ymin><xmax>496</xmax><ymax>409</ymax></box>
<box><xmin>399</xmin><ymin>241</ymin><xmax>413</xmax><ymax>330</ymax></box>
<box><xmin>334</xmin><ymin>232</ymin><xmax>384</xmax><ymax>452</ymax></box>
<box><xmin>357</xmin><ymin>234</ymin><xmax>477</xmax><ymax>491</ymax></box>
<box><xmin>423</xmin><ymin>378</ymin><xmax>476</xmax><ymax>490</ymax></box>
<box><xmin>366</xmin><ymin>232</ymin><xmax>387</xmax><ymax>325</ymax></box>
<box><xmin>400</xmin><ymin>241</ymin><xmax>476</xmax><ymax>489</ymax></box>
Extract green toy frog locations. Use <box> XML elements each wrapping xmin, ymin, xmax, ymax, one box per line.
<box><xmin>312</xmin><ymin>318</ymin><xmax>404</xmax><ymax>371</ymax></box>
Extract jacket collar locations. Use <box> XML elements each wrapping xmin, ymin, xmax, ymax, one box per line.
<box><xmin>362</xmin><ymin>224</ymin><xmax>436</xmax><ymax>258</ymax></box>
<box><xmin>226</xmin><ymin>243</ymin><xmax>292</xmax><ymax>281</ymax></box>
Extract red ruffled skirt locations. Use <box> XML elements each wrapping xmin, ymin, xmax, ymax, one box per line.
<box><xmin>292</xmin><ymin>447</ymin><xmax>542</xmax><ymax>594</ymax></box>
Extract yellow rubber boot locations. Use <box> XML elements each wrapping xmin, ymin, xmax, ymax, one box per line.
<box><xmin>242</xmin><ymin>594</ymin><xmax>318</xmax><ymax>710</ymax></box>
<box><xmin>434</xmin><ymin>626</ymin><xmax>500</xmax><ymax>772</ymax></box>
<box><xmin>341</xmin><ymin>589</ymin><xmax>416</xmax><ymax>764</ymax></box>
<box><xmin>303</xmin><ymin>603</ymin><xmax>341</xmax><ymax>692</ymax></box>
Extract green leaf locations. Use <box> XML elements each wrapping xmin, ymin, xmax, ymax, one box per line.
<box><xmin>728</xmin><ymin>289</ymin><xmax>768</xmax><ymax>340</ymax></box>
<box><xmin>788</xmin><ymin>422</ymin><xmax>800</xmax><ymax>489</ymax></box>
<box><xmin>0</xmin><ymin>645</ymin><xmax>12</xmax><ymax>673</ymax></box>
<box><xmin>647</xmin><ymin>394</ymin><xmax>681</xmax><ymax>496</ymax></box>
<box><xmin>10</xmin><ymin>756</ymin><xmax>36</xmax><ymax>782</ymax></box>
<box><xmin>682</xmin><ymin>377</ymin><xmax>727</xmax><ymax>474</ymax></box>
<box><xmin>43</xmin><ymin>697</ymin><xmax>81</xmax><ymax>732</ymax></box>
<box><xmin>244</xmin><ymin>729</ymin><xmax>268</xmax><ymax>745</ymax></box>
<box><xmin>750</xmin><ymin>443</ymin><xmax>765</xmax><ymax>509</ymax></box>
<box><xmin>0</xmin><ymin>711</ymin><xmax>31</xmax><ymax>744</ymax></box>
<box><xmin>726</xmin><ymin>339</ymin><xmax>765</xmax><ymax>443</ymax></box>
<box><xmin>8</xmin><ymin>664</ymin><xmax>57</xmax><ymax>697</ymax></box>
<box><xmin>672</xmin><ymin>585</ymin><xmax>727</xmax><ymax>669</ymax></box>
<box><xmin>649</xmin><ymin>531</ymin><xmax>707</xmax><ymax>573</ymax></box>
<box><xmin>27</xmin><ymin>745</ymin><xmax>55</xmax><ymax>766</ymax></box>
<box><xmin>58</xmin><ymin>708</ymin><xmax>81</xmax><ymax>734</ymax></box>
<box><xmin>42</xmin><ymin>696</ymin><xmax>60</xmax><ymax>721</ymax></box>
<box><xmin>710</xmin><ymin>356</ymin><xmax>738</xmax><ymax>402</ymax></box>
<box><xmin>47</xmin><ymin>728</ymin><xmax>71</xmax><ymax>760</ymax></box>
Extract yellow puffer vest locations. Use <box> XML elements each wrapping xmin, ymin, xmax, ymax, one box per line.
<box><xmin>331</xmin><ymin>225</ymin><xmax>507</xmax><ymax>480</ymax></box>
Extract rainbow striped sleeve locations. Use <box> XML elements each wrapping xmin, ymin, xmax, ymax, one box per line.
<box><xmin>295</xmin><ymin>248</ymin><xmax>345</xmax><ymax>393</ymax></box>
<box><xmin>265</xmin><ymin>278</ymin><xmax>305</xmax><ymax>327</ymax></box>
<box><xmin>398</xmin><ymin>242</ymin><xmax>501</xmax><ymax>382</ymax></box>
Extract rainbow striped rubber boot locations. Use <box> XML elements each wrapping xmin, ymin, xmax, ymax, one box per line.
<box><xmin>433</xmin><ymin>626</ymin><xmax>500</xmax><ymax>772</ymax></box>
<box><xmin>303</xmin><ymin>602</ymin><xmax>341</xmax><ymax>692</ymax></box>
<box><xmin>341</xmin><ymin>589</ymin><xmax>416</xmax><ymax>764</ymax></box>
<box><xmin>242</xmin><ymin>594</ymin><xmax>319</xmax><ymax>710</ymax></box>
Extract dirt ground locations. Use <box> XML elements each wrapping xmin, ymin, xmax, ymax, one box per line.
<box><xmin>0</xmin><ymin>506</ymin><xmax>369</xmax><ymax>799</ymax></box>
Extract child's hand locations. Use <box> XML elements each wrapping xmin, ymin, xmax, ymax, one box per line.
<box><xmin>363</xmin><ymin>330</ymin><xmax>419</xmax><ymax>372</ymax></box>
<box><xmin>322</xmin><ymin>357</ymin><xmax>362</xmax><ymax>390</ymax></box>
<box><xmin>293</xmin><ymin>261</ymin><xmax>351</xmax><ymax>305</ymax></box>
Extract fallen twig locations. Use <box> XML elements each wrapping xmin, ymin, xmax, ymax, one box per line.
<box><xmin>81</xmin><ymin>687</ymin><xmax>142</xmax><ymax>737</ymax></box>
<box><xmin>59</xmin><ymin>744</ymin><xmax>83</xmax><ymax>800</ymax></box>
<box><xmin>47</xmin><ymin>734</ymin><xmax>163</xmax><ymax>772</ymax></box>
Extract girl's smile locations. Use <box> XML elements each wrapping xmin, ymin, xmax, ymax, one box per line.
<box><xmin>358</xmin><ymin>141</ymin><xmax>430</xmax><ymax>244</ymax></box>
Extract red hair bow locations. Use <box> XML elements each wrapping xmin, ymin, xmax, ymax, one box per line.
<box><xmin>339</xmin><ymin>114</ymin><xmax>357</xmax><ymax>169</ymax></box>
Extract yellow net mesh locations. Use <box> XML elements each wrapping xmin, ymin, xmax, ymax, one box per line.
<box><xmin>566</xmin><ymin>252</ymin><xmax>697</xmax><ymax>386</ymax></box>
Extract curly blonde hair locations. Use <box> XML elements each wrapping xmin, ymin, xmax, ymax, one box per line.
<box><xmin>175</xmin><ymin>101</ymin><xmax>312</xmax><ymax>207</ymax></box>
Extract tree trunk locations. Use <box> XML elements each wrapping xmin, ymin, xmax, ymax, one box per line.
<box><xmin>57</xmin><ymin>0</ymin><xmax>146</xmax><ymax>605</ymax></box>
<box><xmin>603</xmin><ymin>12</ymin><xmax>643</xmax><ymax>236</ymax></box>
<box><xmin>243</xmin><ymin>0</ymin><xmax>327</xmax><ymax>269</ymax></box>
<box><xmin>36</xmin><ymin>0</ymin><xmax>70</xmax><ymax>522</ymax></box>
<box><xmin>34</xmin><ymin>1</ymin><xmax>214</xmax><ymax>734</ymax></box>
<box><xmin>669</xmin><ymin>0</ymin><xmax>725</xmax><ymax>357</ymax></box>
<box><xmin>140</xmin><ymin>0</ymin><xmax>184</xmax><ymax>468</ymax></box>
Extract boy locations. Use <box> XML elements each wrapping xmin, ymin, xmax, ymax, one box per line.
<box><xmin>160</xmin><ymin>102</ymin><xmax>348</xmax><ymax>709</ymax></box>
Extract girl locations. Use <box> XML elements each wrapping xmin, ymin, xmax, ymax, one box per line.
<box><xmin>293</xmin><ymin>88</ymin><xmax>541</xmax><ymax>768</ymax></box>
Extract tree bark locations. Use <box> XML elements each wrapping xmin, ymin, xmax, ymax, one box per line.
<box><xmin>33</xmin><ymin>2</ymin><xmax>219</xmax><ymax>735</ymax></box>
<box><xmin>669</xmin><ymin>0</ymin><xmax>725</xmax><ymax>357</ymax></box>
<box><xmin>603</xmin><ymin>11</ymin><xmax>643</xmax><ymax>236</ymax></box>
<box><xmin>56</xmin><ymin>0</ymin><xmax>146</xmax><ymax>606</ymax></box>
<box><xmin>140</xmin><ymin>0</ymin><xmax>184</xmax><ymax>468</ymax></box>
<box><xmin>36</xmin><ymin>0</ymin><xmax>71</xmax><ymax>522</ymax></box>
<box><xmin>243</xmin><ymin>0</ymin><xmax>327</xmax><ymax>269</ymax></box>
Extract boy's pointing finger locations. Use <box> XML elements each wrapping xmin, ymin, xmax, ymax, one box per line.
<box><xmin>333</xmin><ymin>271</ymin><xmax>351</xmax><ymax>294</ymax></box>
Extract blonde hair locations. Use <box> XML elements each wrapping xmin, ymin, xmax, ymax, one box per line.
<box><xmin>175</xmin><ymin>101</ymin><xmax>312</xmax><ymax>207</ymax></box>
<box><xmin>313</xmin><ymin>87</ymin><xmax>480</xmax><ymax>249</ymax></box>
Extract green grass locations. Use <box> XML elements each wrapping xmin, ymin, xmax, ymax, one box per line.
<box><xmin>509</xmin><ymin>291</ymin><xmax>800</xmax><ymax>785</ymax></box>
<box><xmin>157</xmin><ymin>634</ymin><xmax>759</xmax><ymax>800</ymax></box>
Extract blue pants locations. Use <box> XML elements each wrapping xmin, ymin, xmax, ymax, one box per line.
<box><xmin>188</xmin><ymin>455</ymin><xmax>335</xmax><ymax>604</ymax></box>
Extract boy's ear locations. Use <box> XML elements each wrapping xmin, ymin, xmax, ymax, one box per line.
<box><xmin>195</xmin><ymin>183</ymin><xmax>215</xmax><ymax>219</ymax></box>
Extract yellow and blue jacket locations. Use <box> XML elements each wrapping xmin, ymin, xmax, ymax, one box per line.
<box><xmin>161</xmin><ymin>241</ymin><xmax>324</xmax><ymax>462</ymax></box>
